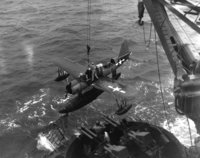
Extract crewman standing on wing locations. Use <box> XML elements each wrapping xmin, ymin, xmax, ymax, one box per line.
<box><xmin>90</xmin><ymin>62</ymin><xmax>98</xmax><ymax>81</ymax></box>
<box><xmin>138</xmin><ymin>0</ymin><xmax>145</xmax><ymax>26</ymax></box>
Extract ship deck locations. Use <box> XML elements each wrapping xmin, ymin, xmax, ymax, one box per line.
<box><xmin>165</xmin><ymin>0</ymin><xmax>200</xmax><ymax>60</ymax></box>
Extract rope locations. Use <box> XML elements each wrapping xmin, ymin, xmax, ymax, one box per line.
<box><xmin>143</xmin><ymin>22</ymin><xmax>153</xmax><ymax>47</ymax></box>
<box><xmin>154</xmin><ymin>28</ymin><xmax>170</xmax><ymax>130</ymax></box>
<box><xmin>186</xmin><ymin>116</ymin><xmax>193</xmax><ymax>146</ymax></box>
<box><xmin>184</xmin><ymin>1</ymin><xmax>200</xmax><ymax>17</ymax></box>
<box><xmin>87</xmin><ymin>0</ymin><xmax>91</xmax><ymax>65</ymax></box>
<box><xmin>142</xmin><ymin>23</ymin><xmax>146</xmax><ymax>44</ymax></box>
<box><xmin>146</xmin><ymin>22</ymin><xmax>153</xmax><ymax>48</ymax></box>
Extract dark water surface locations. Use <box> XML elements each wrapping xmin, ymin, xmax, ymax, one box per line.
<box><xmin>0</xmin><ymin>0</ymin><xmax>198</xmax><ymax>157</ymax></box>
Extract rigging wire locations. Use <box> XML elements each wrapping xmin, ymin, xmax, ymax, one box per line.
<box><xmin>168</xmin><ymin>5</ymin><xmax>197</xmax><ymax>149</ymax></box>
<box><xmin>169</xmin><ymin>13</ymin><xmax>198</xmax><ymax>74</ymax></box>
<box><xmin>146</xmin><ymin>22</ymin><xmax>153</xmax><ymax>48</ymax></box>
<box><xmin>171</xmin><ymin>9</ymin><xmax>199</xmax><ymax>145</ymax></box>
<box><xmin>146</xmin><ymin>3</ymin><xmax>197</xmax><ymax>154</ymax></box>
<box><xmin>172</xmin><ymin>13</ymin><xmax>198</xmax><ymax>53</ymax></box>
<box><xmin>184</xmin><ymin>1</ymin><xmax>200</xmax><ymax>17</ymax></box>
<box><xmin>186</xmin><ymin>116</ymin><xmax>193</xmax><ymax>146</ymax></box>
<box><xmin>142</xmin><ymin>23</ymin><xmax>146</xmax><ymax>44</ymax></box>
<box><xmin>155</xmin><ymin>11</ymin><xmax>193</xmax><ymax>74</ymax></box>
<box><xmin>142</xmin><ymin>22</ymin><xmax>153</xmax><ymax>48</ymax></box>
<box><xmin>87</xmin><ymin>0</ymin><xmax>91</xmax><ymax>65</ymax></box>
<box><xmin>176</xmin><ymin>1</ymin><xmax>200</xmax><ymax>147</ymax></box>
<box><xmin>154</xmin><ymin>28</ymin><xmax>170</xmax><ymax>130</ymax></box>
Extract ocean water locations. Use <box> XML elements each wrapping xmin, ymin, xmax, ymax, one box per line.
<box><xmin>0</xmin><ymin>0</ymin><xmax>199</xmax><ymax>157</ymax></box>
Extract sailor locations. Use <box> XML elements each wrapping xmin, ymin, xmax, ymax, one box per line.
<box><xmin>137</xmin><ymin>0</ymin><xmax>145</xmax><ymax>26</ymax></box>
<box><xmin>93</xmin><ymin>121</ymin><xmax>105</xmax><ymax>134</ymax></box>
<box><xmin>104</xmin><ymin>131</ymin><xmax>110</xmax><ymax>143</ymax></box>
<box><xmin>79</xmin><ymin>73</ymin><xmax>87</xmax><ymax>82</ymax></box>
<box><xmin>96</xmin><ymin>63</ymin><xmax>103</xmax><ymax>77</ymax></box>
<box><xmin>85</xmin><ymin>67</ymin><xmax>92</xmax><ymax>81</ymax></box>
<box><xmin>90</xmin><ymin>62</ymin><xmax>98</xmax><ymax>81</ymax></box>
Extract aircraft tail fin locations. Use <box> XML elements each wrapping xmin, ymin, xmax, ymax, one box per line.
<box><xmin>118</xmin><ymin>40</ymin><xmax>131</xmax><ymax>61</ymax></box>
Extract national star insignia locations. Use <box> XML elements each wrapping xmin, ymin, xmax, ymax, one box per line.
<box><xmin>108</xmin><ymin>85</ymin><xmax>126</xmax><ymax>94</ymax></box>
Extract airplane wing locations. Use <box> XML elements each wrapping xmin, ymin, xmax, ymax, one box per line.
<box><xmin>53</xmin><ymin>58</ymin><xmax>87</xmax><ymax>79</ymax></box>
<box><xmin>92</xmin><ymin>77</ymin><xmax>137</xmax><ymax>100</ymax></box>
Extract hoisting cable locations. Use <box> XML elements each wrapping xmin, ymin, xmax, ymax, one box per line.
<box><xmin>87</xmin><ymin>0</ymin><xmax>91</xmax><ymax>66</ymax></box>
<box><xmin>154</xmin><ymin>28</ymin><xmax>170</xmax><ymax>130</ymax></box>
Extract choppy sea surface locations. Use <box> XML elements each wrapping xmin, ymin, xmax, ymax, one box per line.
<box><xmin>0</xmin><ymin>0</ymin><xmax>199</xmax><ymax>157</ymax></box>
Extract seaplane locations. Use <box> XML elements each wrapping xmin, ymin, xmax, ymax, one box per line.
<box><xmin>54</xmin><ymin>40</ymin><xmax>133</xmax><ymax>115</ymax></box>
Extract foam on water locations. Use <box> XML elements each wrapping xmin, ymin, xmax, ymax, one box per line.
<box><xmin>52</xmin><ymin>96</ymin><xmax>70</xmax><ymax>105</ymax></box>
<box><xmin>162</xmin><ymin>117</ymin><xmax>199</xmax><ymax>147</ymax></box>
<box><xmin>0</xmin><ymin>88</ymin><xmax>52</xmax><ymax>134</ymax></box>
<box><xmin>37</xmin><ymin>133</ymin><xmax>55</xmax><ymax>152</ymax></box>
<box><xmin>0</xmin><ymin>118</ymin><xmax>21</xmax><ymax>130</ymax></box>
<box><xmin>17</xmin><ymin>89</ymin><xmax>48</xmax><ymax>113</ymax></box>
